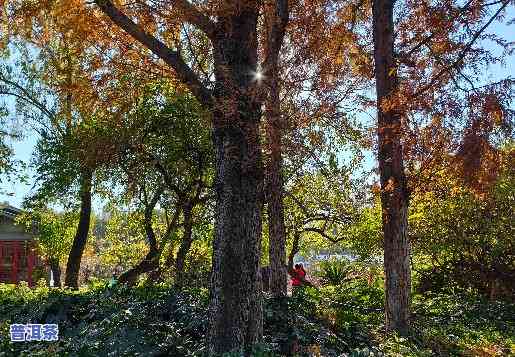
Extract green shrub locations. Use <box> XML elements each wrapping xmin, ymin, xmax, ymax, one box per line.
<box><xmin>318</xmin><ymin>259</ymin><xmax>350</xmax><ymax>285</ymax></box>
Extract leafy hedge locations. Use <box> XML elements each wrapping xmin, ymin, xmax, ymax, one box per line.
<box><xmin>1</xmin><ymin>277</ymin><xmax>514</xmax><ymax>356</ymax></box>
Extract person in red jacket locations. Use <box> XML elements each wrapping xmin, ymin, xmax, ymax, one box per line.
<box><xmin>291</xmin><ymin>263</ymin><xmax>306</xmax><ymax>287</ymax></box>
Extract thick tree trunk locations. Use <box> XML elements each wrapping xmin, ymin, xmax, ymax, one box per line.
<box><xmin>91</xmin><ymin>2</ymin><xmax>266</xmax><ymax>353</ymax></box>
<box><xmin>49</xmin><ymin>257</ymin><xmax>61</xmax><ymax>288</ymax></box>
<box><xmin>174</xmin><ymin>202</ymin><xmax>193</xmax><ymax>288</ymax></box>
<box><xmin>372</xmin><ymin>0</ymin><xmax>411</xmax><ymax>335</ymax></box>
<box><xmin>64</xmin><ymin>169</ymin><xmax>93</xmax><ymax>289</ymax></box>
<box><xmin>208</xmin><ymin>9</ymin><xmax>264</xmax><ymax>354</ymax></box>
<box><xmin>266</xmin><ymin>69</ymin><xmax>287</xmax><ymax>297</ymax></box>
<box><xmin>209</xmin><ymin>118</ymin><xmax>264</xmax><ymax>354</ymax></box>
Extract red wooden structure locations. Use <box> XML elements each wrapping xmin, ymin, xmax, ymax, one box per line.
<box><xmin>0</xmin><ymin>240</ymin><xmax>38</xmax><ymax>286</ymax></box>
<box><xmin>0</xmin><ymin>204</ymin><xmax>43</xmax><ymax>286</ymax></box>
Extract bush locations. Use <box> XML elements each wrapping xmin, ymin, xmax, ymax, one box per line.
<box><xmin>318</xmin><ymin>259</ymin><xmax>350</xmax><ymax>285</ymax></box>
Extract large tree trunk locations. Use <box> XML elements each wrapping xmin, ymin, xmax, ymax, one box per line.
<box><xmin>372</xmin><ymin>0</ymin><xmax>411</xmax><ymax>335</ymax></box>
<box><xmin>209</xmin><ymin>117</ymin><xmax>264</xmax><ymax>354</ymax></box>
<box><xmin>208</xmin><ymin>8</ymin><xmax>264</xmax><ymax>354</ymax></box>
<box><xmin>174</xmin><ymin>202</ymin><xmax>193</xmax><ymax>288</ymax></box>
<box><xmin>48</xmin><ymin>257</ymin><xmax>61</xmax><ymax>288</ymax></box>
<box><xmin>91</xmin><ymin>1</ymin><xmax>265</xmax><ymax>353</ymax></box>
<box><xmin>266</xmin><ymin>66</ymin><xmax>287</xmax><ymax>297</ymax></box>
<box><xmin>64</xmin><ymin>169</ymin><xmax>93</xmax><ymax>289</ymax></box>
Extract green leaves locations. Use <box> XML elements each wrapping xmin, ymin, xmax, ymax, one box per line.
<box><xmin>408</xmin><ymin>155</ymin><xmax>515</xmax><ymax>298</ymax></box>
<box><xmin>16</xmin><ymin>207</ymin><xmax>77</xmax><ymax>262</ymax></box>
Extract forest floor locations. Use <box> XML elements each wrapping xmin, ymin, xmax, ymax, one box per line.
<box><xmin>0</xmin><ymin>281</ymin><xmax>514</xmax><ymax>356</ymax></box>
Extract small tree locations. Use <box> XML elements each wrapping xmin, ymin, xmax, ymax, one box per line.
<box><xmin>17</xmin><ymin>207</ymin><xmax>77</xmax><ymax>287</ymax></box>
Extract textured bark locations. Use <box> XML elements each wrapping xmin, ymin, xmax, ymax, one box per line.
<box><xmin>64</xmin><ymin>169</ymin><xmax>93</xmax><ymax>289</ymax></box>
<box><xmin>94</xmin><ymin>1</ymin><xmax>268</xmax><ymax>353</ymax></box>
<box><xmin>174</xmin><ymin>202</ymin><xmax>193</xmax><ymax>288</ymax></box>
<box><xmin>260</xmin><ymin>266</ymin><xmax>271</xmax><ymax>292</ymax></box>
<box><xmin>263</xmin><ymin>0</ymin><xmax>289</xmax><ymax>298</ymax></box>
<box><xmin>49</xmin><ymin>257</ymin><xmax>61</xmax><ymax>288</ymax></box>
<box><xmin>372</xmin><ymin>0</ymin><xmax>411</xmax><ymax>335</ymax></box>
<box><xmin>266</xmin><ymin>69</ymin><xmax>287</xmax><ymax>297</ymax></box>
<box><xmin>209</xmin><ymin>117</ymin><xmax>264</xmax><ymax>354</ymax></box>
<box><xmin>208</xmin><ymin>8</ymin><xmax>264</xmax><ymax>353</ymax></box>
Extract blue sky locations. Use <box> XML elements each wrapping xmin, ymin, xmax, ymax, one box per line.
<box><xmin>1</xmin><ymin>5</ymin><xmax>514</xmax><ymax>209</ymax></box>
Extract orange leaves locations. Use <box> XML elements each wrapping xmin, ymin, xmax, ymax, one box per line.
<box><xmin>384</xmin><ymin>178</ymin><xmax>395</xmax><ymax>193</ymax></box>
<box><xmin>4</xmin><ymin>0</ymin><xmax>176</xmax><ymax>122</ymax></box>
<box><xmin>307</xmin><ymin>130</ymin><xmax>324</xmax><ymax>146</ymax></box>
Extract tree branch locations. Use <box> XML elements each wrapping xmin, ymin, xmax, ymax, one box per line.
<box><xmin>412</xmin><ymin>0</ymin><xmax>510</xmax><ymax>98</ymax></box>
<box><xmin>94</xmin><ymin>0</ymin><xmax>213</xmax><ymax>107</ymax></box>
<box><xmin>262</xmin><ymin>0</ymin><xmax>289</xmax><ymax>75</ymax></box>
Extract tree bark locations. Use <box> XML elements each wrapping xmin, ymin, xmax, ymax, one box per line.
<box><xmin>49</xmin><ymin>257</ymin><xmax>61</xmax><ymax>288</ymax></box>
<box><xmin>174</xmin><ymin>202</ymin><xmax>193</xmax><ymax>288</ymax></box>
<box><xmin>64</xmin><ymin>169</ymin><xmax>93</xmax><ymax>289</ymax></box>
<box><xmin>263</xmin><ymin>0</ymin><xmax>289</xmax><ymax>297</ymax></box>
<box><xmin>93</xmin><ymin>1</ymin><xmax>265</xmax><ymax>354</ymax></box>
<box><xmin>266</xmin><ymin>66</ymin><xmax>287</xmax><ymax>297</ymax></box>
<box><xmin>208</xmin><ymin>8</ymin><xmax>264</xmax><ymax>354</ymax></box>
<box><xmin>372</xmin><ymin>0</ymin><xmax>411</xmax><ymax>335</ymax></box>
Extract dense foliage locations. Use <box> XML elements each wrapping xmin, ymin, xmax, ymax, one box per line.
<box><xmin>1</xmin><ymin>269</ymin><xmax>514</xmax><ymax>356</ymax></box>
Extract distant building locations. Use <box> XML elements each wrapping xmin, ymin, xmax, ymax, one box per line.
<box><xmin>0</xmin><ymin>204</ymin><xmax>43</xmax><ymax>286</ymax></box>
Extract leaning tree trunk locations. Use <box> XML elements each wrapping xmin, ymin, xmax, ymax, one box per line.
<box><xmin>208</xmin><ymin>9</ymin><xmax>264</xmax><ymax>354</ymax></box>
<box><xmin>174</xmin><ymin>202</ymin><xmax>193</xmax><ymax>288</ymax></box>
<box><xmin>372</xmin><ymin>0</ymin><xmax>411</xmax><ymax>335</ymax></box>
<box><xmin>266</xmin><ymin>65</ymin><xmax>287</xmax><ymax>297</ymax></box>
<box><xmin>48</xmin><ymin>257</ymin><xmax>61</xmax><ymax>288</ymax></box>
<box><xmin>64</xmin><ymin>169</ymin><xmax>93</xmax><ymax>289</ymax></box>
<box><xmin>118</xmin><ymin>187</ymin><xmax>163</xmax><ymax>285</ymax></box>
<box><xmin>117</xmin><ymin>209</ymin><xmax>159</xmax><ymax>285</ymax></box>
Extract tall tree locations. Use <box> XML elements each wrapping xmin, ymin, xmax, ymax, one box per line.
<box><xmin>0</xmin><ymin>46</ymin><xmax>98</xmax><ymax>289</ymax></box>
<box><xmin>113</xmin><ymin>86</ymin><xmax>214</xmax><ymax>286</ymax></box>
<box><xmin>369</xmin><ymin>0</ymin><xmax>513</xmax><ymax>334</ymax></box>
<box><xmin>264</xmin><ymin>0</ymin><xmax>289</xmax><ymax>296</ymax></box>
<box><xmin>85</xmin><ymin>1</ymin><xmax>288</xmax><ymax>352</ymax></box>
<box><xmin>372</xmin><ymin>0</ymin><xmax>411</xmax><ymax>334</ymax></box>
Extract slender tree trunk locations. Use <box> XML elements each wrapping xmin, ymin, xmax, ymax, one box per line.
<box><xmin>64</xmin><ymin>169</ymin><xmax>93</xmax><ymax>289</ymax></box>
<box><xmin>266</xmin><ymin>67</ymin><xmax>287</xmax><ymax>297</ymax></box>
<box><xmin>118</xmin><ymin>187</ymin><xmax>162</xmax><ymax>285</ymax></box>
<box><xmin>175</xmin><ymin>202</ymin><xmax>193</xmax><ymax>288</ymax></box>
<box><xmin>208</xmin><ymin>9</ymin><xmax>264</xmax><ymax>354</ymax></box>
<box><xmin>49</xmin><ymin>257</ymin><xmax>61</xmax><ymax>288</ymax></box>
<box><xmin>287</xmin><ymin>231</ymin><xmax>301</xmax><ymax>273</ymax></box>
<box><xmin>372</xmin><ymin>0</ymin><xmax>411</xmax><ymax>334</ymax></box>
